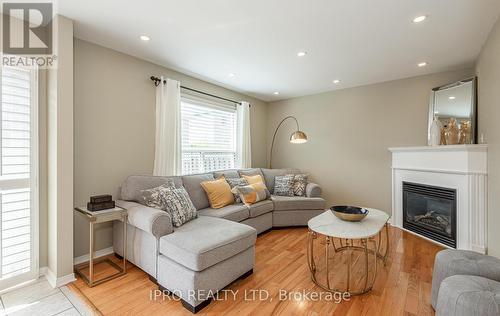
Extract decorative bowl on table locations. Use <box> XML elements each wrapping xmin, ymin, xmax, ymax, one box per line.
<box><xmin>330</xmin><ymin>205</ymin><xmax>369</xmax><ymax>222</ymax></box>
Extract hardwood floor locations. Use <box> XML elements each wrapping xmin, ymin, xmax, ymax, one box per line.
<box><xmin>70</xmin><ymin>225</ymin><xmax>442</xmax><ymax>316</ymax></box>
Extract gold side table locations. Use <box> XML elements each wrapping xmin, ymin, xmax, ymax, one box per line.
<box><xmin>74</xmin><ymin>206</ymin><xmax>127</xmax><ymax>287</ymax></box>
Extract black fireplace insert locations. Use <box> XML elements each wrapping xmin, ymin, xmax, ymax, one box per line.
<box><xmin>403</xmin><ymin>182</ymin><xmax>457</xmax><ymax>248</ymax></box>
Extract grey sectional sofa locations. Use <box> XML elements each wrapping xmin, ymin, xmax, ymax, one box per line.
<box><xmin>112</xmin><ymin>168</ymin><xmax>325</xmax><ymax>313</ymax></box>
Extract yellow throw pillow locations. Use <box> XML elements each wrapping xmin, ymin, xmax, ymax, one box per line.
<box><xmin>242</xmin><ymin>174</ymin><xmax>265</xmax><ymax>185</ymax></box>
<box><xmin>231</xmin><ymin>182</ymin><xmax>269</xmax><ymax>205</ymax></box>
<box><xmin>200</xmin><ymin>177</ymin><xmax>234</xmax><ymax>209</ymax></box>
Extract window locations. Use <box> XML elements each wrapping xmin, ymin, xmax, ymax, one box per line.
<box><xmin>181</xmin><ymin>97</ymin><xmax>237</xmax><ymax>175</ymax></box>
<box><xmin>0</xmin><ymin>66</ymin><xmax>38</xmax><ymax>289</ymax></box>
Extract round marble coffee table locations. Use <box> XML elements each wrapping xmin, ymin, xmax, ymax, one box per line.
<box><xmin>307</xmin><ymin>208</ymin><xmax>390</xmax><ymax>295</ymax></box>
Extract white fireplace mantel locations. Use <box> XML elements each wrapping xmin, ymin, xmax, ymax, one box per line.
<box><xmin>389</xmin><ymin>144</ymin><xmax>488</xmax><ymax>253</ymax></box>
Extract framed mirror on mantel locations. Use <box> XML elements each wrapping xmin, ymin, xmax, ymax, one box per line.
<box><xmin>428</xmin><ymin>77</ymin><xmax>477</xmax><ymax>146</ymax></box>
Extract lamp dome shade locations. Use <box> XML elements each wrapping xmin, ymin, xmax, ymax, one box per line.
<box><xmin>290</xmin><ymin>131</ymin><xmax>308</xmax><ymax>144</ymax></box>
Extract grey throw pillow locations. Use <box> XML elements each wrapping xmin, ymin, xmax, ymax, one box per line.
<box><xmin>162</xmin><ymin>186</ymin><xmax>197</xmax><ymax>227</ymax></box>
<box><xmin>225</xmin><ymin>177</ymin><xmax>248</xmax><ymax>203</ymax></box>
<box><xmin>274</xmin><ymin>174</ymin><xmax>295</xmax><ymax>196</ymax></box>
<box><xmin>293</xmin><ymin>174</ymin><xmax>308</xmax><ymax>196</ymax></box>
<box><xmin>141</xmin><ymin>180</ymin><xmax>175</xmax><ymax>208</ymax></box>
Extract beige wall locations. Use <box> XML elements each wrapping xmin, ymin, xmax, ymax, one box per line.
<box><xmin>267</xmin><ymin>69</ymin><xmax>473</xmax><ymax>215</ymax></box>
<box><xmin>73</xmin><ymin>39</ymin><xmax>269</xmax><ymax>257</ymax></box>
<box><xmin>476</xmin><ymin>17</ymin><xmax>500</xmax><ymax>258</ymax></box>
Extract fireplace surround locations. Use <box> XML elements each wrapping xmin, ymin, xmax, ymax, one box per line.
<box><xmin>390</xmin><ymin>145</ymin><xmax>487</xmax><ymax>253</ymax></box>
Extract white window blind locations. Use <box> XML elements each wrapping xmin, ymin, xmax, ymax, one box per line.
<box><xmin>0</xmin><ymin>66</ymin><xmax>34</xmax><ymax>282</ymax></box>
<box><xmin>181</xmin><ymin>98</ymin><xmax>237</xmax><ymax>175</ymax></box>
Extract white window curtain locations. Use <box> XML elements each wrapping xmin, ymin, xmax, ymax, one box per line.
<box><xmin>236</xmin><ymin>101</ymin><xmax>252</xmax><ymax>168</ymax></box>
<box><xmin>153</xmin><ymin>77</ymin><xmax>182</xmax><ymax>176</ymax></box>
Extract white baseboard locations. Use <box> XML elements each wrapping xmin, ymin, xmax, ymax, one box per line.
<box><xmin>41</xmin><ymin>266</ymin><xmax>76</xmax><ymax>288</ymax></box>
<box><xmin>73</xmin><ymin>246</ymin><xmax>114</xmax><ymax>265</ymax></box>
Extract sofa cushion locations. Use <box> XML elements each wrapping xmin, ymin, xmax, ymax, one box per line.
<box><xmin>120</xmin><ymin>175</ymin><xmax>183</xmax><ymax>203</ymax></box>
<box><xmin>213</xmin><ymin>169</ymin><xmax>240</xmax><ymax>179</ymax></box>
<box><xmin>159</xmin><ymin>216</ymin><xmax>256</xmax><ymax>271</ymax></box>
<box><xmin>248</xmin><ymin>200</ymin><xmax>274</xmax><ymax>218</ymax></box>
<box><xmin>271</xmin><ymin>195</ymin><xmax>325</xmax><ymax>211</ymax></box>
<box><xmin>197</xmin><ymin>204</ymin><xmax>249</xmax><ymax>222</ymax></box>
<box><xmin>261</xmin><ymin>168</ymin><xmax>300</xmax><ymax>193</ymax></box>
<box><xmin>182</xmin><ymin>173</ymin><xmax>214</xmax><ymax>210</ymax></box>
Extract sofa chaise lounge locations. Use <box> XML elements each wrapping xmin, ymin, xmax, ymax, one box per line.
<box><xmin>112</xmin><ymin>168</ymin><xmax>325</xmax><ymax>313</ymax></box>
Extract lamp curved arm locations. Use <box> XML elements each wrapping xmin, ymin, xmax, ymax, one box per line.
<box><xmin>269</xmin><ymin>116</ymin><xmax>300</xmax><ymax>168</ymax></box>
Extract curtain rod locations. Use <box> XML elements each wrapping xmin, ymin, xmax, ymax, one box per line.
<box><xmin>150</xmin><ymin>76</ymin><xmax>245</xmax><ymax>106</ymax></box>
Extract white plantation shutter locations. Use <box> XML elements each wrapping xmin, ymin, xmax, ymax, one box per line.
<box><xmin>181</xmin><ymin>98</ymin><xmax>237</xmax><ymax>174</ymax></box>
<box><xmin>0</xmin><ymin>66</ymin><xmax>37</xmax><ymax>284</ymax></box>
<box><xmin>2</xmin><ymin>67</ymin><xmax>31</xmax><ymax>178</ymax></box>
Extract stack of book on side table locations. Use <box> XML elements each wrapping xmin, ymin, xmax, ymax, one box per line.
<box><xmin>87</xmin><ymin>194</ymin><xmax>115</xmax><ymax>211</ymax></box>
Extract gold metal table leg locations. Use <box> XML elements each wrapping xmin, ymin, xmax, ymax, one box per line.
<box><xmin>325</xmin><ymin>236</ymin><xmax>331</xmax><ymax>289</ymax></box>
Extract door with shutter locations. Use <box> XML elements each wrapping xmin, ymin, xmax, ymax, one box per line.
<box><xmin>0</xmin><ymin>66</ymin><xmax>38</xmax><ymax>290</ymax></box>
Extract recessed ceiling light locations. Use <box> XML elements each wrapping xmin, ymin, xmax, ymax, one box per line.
<box><xmin>449</xmin><ymin>96</ymin><xmax>456</xmax><ymax>100</ymax></box>
<box><xmin>273</xmin><ymin>91</ymin><xmax>280</xmax><ymax>95</ymax></box>
<box><xmin>139</xmin><ymin>35</ymin><xmax>151</xmax><ymax>41</ymax></box>
<box><xmin>413</xmin><ymin>15</ymin><xmax>427</xmax><ymax>23</ymax></box>
<box><xmin>333</xmin><ymin>79</ymin><xmax>341</xmax><ymax>84</ymax></box>
<box><xmin>297</xmin><ymin>51</ymin><xmax>307</xmax><ymax>57</ymax></box>
<box><xmin>228</xmin><ymin>73</ymin><xmax>235</xmax><ymax>77</ymax></box>
<box><xmin>418</xmin><ymin>62</ymin><xmax>428</xmax><ymax>67</ymax></box>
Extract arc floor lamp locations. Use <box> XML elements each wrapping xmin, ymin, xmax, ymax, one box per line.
<box><xmin>269</xmin><ymin>116</ymin><xmax>308</xmax><ymax>168</ymax></box>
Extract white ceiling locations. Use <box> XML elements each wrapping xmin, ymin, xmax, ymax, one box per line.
<box><xmin>57</xmin><ymin>0</ymin><xmax>500</xmax><ymax>101</ymax></box>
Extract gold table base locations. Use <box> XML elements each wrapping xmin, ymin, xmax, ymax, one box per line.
<box><xmin>307</xmin><ymin>223</ymin><xmax>389</xmax><ymax>295</ymax></box>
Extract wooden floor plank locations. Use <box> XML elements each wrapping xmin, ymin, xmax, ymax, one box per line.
<box><xmin>69</xmin><ymin>225</ymin><xmax>442</xmax><ymax>315</ymax></box>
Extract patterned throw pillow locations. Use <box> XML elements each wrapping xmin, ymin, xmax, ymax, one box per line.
<box><xmin>231</xmin><ymin>182</ymin><xmax>270</xmax><ymax>205</ymax></box>
<box><xmin>293</xmin><ymin>174</ymin><xmax>308</xmax><ymax>196</ymax></box>
<box><xmin>225</xmin><ymin>177</ymin><xmax>248</xmax><ymax>203</ymax></box>
<box><xmin>141</xmin><ymin>181</ymin><xmax>197</xmax><ymax>227</ymax></box>
<box><xmin>141</xmin><ymin>180</ymin><xmax>175</xmax><ymax>208</ymax></box>
<box><xmin>274</xmin><ymin>175</ymin><xmax>295</xmax><ymax>196</ymax></box>
<box><xmin>162</xmin><ymin>186</ymin><xmax>197</xmax><ymax>227</ymax></box>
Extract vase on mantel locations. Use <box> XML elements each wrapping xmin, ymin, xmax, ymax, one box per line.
<box><xmin>441</xmin><ymin>124</ymin><xmax>448</xmax><ymax>145</ymax></box>
<box><xmin>459</xmin><ymin>120</ymin><xmax>472</xmax><ymax>144</ymax></box>
<box><xmin>429</xmin><ymin>118</ymin><xmax>442</xmax><ymax>146</ymax></box>
<box><xmin>444</xmin><ymin>118</ymin><xmax>459</xmax><ymax>145</ymax></box>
